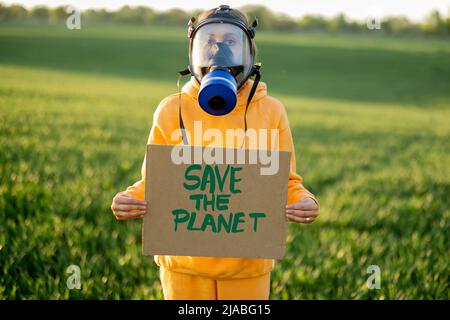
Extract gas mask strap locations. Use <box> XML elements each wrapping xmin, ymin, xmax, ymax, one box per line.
<box><xmin>243</xmin><ymin>67</ymin><xmax>261</xmax><ymax>131</ymax></box>
<box><xmin>177</xmin><ymin>68</ymin><xmax>191</xmax><ymax>145</ymax></box>
<box><xmin>240</xmin><ymin>66</ymin><xmax>261</xmax><ymax>148</ymax></box>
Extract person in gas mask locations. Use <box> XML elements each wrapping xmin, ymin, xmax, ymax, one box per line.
<box><xmin>111</xmin><ymin>5</ymin><xmax>320</xmax><ymax>300</ymax></box>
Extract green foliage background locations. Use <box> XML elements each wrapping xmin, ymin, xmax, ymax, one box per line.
<box><xmin>1</xmin><ymin>2</ymin><xmax>450</xmax><ymax>36</ymax></box>
<box><xmin>0</xmin><ymin>23</ymin><xmax>449</xmax><ymax>299</ymax></box>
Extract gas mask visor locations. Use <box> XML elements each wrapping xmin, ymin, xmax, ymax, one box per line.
<box><xmin>190</xmin><ymin>23</ymin><xmax>253</xmax><ymax>115</ymax></box>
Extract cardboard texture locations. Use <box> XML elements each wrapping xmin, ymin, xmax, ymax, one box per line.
<box><xmin>143</xmin><ymin>144</ymin><xmax>291</xmax><ymax>259</ymax></box>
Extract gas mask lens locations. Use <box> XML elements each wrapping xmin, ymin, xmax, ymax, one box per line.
<box><xmin>191</xmin><ymin>23</ymin><xmax>252</xmax><ymax>85</ymax></box>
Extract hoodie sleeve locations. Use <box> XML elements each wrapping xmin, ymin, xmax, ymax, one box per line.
<box><xmin>123</xmin><ymin>122</ymin><xmax>167</xmax><ymax>201</ymax></box>
<box><xmin>278</xmin><ymin>103</ymin><xmax>320</xmax><ymax>208</ymax></box>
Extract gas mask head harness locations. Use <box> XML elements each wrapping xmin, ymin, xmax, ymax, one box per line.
<box><xmin>178</xmin><ymin>5</ymin><xmax>261</xmax><ymax>145</ymax></box>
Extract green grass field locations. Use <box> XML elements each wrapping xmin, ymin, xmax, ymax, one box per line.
<box><xmin>0</xmin><ymin>23</ymin><xmax>449</xmax><ymax>299</ymax></box>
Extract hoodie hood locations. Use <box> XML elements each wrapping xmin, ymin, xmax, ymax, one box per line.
<box><xmin>182</xmin><ymin>76</ymin><xmax>267</xmax><ymax>110</ymax></box>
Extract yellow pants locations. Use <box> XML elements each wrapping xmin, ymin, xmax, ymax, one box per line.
<box><xmin>159</xmin><ymin>268</ymin><xmax>271</xmax><ymax>300</ymax></box>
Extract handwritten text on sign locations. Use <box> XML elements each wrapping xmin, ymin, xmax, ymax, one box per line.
<box><xmin>172</xmin><ymin>164</ymin><xmax>266</xmax><ymax>233</ymax></box>
<box><xmin>143</xmin><ymin>144</ymin><xmax>291</xmax><ymax>259</ymax></box>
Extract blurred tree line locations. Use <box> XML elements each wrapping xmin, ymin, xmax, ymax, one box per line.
<box><xmin>1</xmin><ymin>3</ymin><xmax>449</xmax><ymax>37</ymax></box>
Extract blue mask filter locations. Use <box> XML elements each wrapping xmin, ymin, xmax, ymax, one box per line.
<box><xmin>198</xmin><ymin>69</ymin><xmax>237</xmax><ymax>116</ymax></box>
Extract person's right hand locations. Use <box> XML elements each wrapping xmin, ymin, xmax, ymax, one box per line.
<box><xmin>111</xmin><ymin>192</ymin><xmax>147</xmax><ymax>221</ymax></box>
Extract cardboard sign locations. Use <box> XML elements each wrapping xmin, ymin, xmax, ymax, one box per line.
<box><xmin>143</xmin><ymin>144</ymin><xmax>291</xmax><ymax>259</ymax></box>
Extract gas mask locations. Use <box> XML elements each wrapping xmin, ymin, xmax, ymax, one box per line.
<box><xmin>187</xmin><ymin>5</ymin><xmax>259</xmax><ymax>116</ymax></box>
<box><xmin>177</xmin><ymin>6</ymin><xmax>261</xmax><ymax>145</ymax></box>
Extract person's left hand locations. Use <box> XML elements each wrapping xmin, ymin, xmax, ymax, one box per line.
<box><xmin>285</xmin><ymin>197</ymin><xmax>319</xmax><ymax>224</ymax></box>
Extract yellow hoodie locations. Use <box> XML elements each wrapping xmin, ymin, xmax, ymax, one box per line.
<box><xmin>124</xmin><ymin>76</ymin><xmax>319</xmax><ymax>279</ymax></box>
